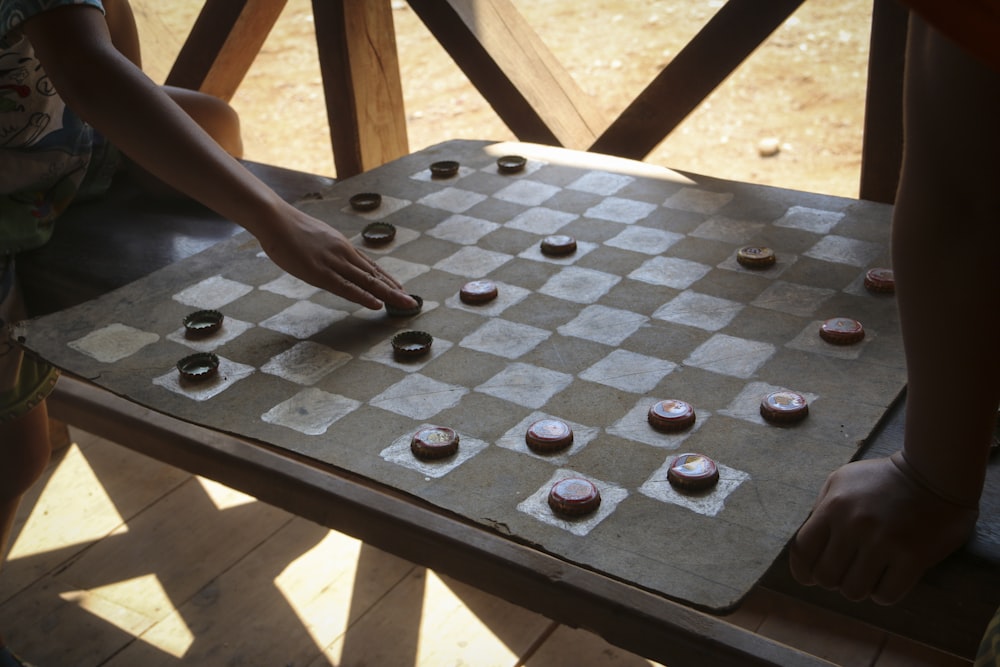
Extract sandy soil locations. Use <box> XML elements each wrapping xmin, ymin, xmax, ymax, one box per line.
<box><xmin>131</xmin><ymin>0</ymin><xmax>873</xmax><ymax>199</ymax></box>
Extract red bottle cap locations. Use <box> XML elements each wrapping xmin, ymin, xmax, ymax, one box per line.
<box><xmin>647</xmin><ymin>399</ymin><xmax>696</xmax><ymax>433</ymax></box>
<box><xmin>548</xmin><ymin>477</ymin><xmax>601</xmax><ymax>517</ymax></box>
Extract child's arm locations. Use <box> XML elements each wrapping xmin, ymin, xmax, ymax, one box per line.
<box><xmin>21</xmin><ymin>5</ymin><xmax>416</xmax><ymax>311</ymax></box>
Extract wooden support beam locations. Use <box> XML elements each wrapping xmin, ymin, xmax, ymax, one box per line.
<box><xmin>407</xmin><ymin>0</ymin><xmax>606</xmax><ymax>149</ymax></box>
<box><xmin>165</xmin><ymin>0</ymin><xmax>287</xmax><ymax>101</ymax></box>
<box><xmin>590</xmin><ymin>0</ymin><xmax>806</xmax><ymax>160</ymax></box>
<box><xmin>313</xmin><ymin>0</ymin><xmax>410</xmax><ymax>177</ymax></box>
<box><xmin>859</xmin><ymin>0</ymin><xmax>908</xmax><ymax>203</ymax></box>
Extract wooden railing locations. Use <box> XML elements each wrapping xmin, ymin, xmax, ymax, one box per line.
<box><xmin>165</xmin><ymin>0</ymin><xmax>907</xmax><ymax>203</ymax></box>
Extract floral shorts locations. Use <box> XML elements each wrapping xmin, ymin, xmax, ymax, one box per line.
<box><xmin>1</xmin><ymin>256</ymin><xmax>59</xmax><ymax>423</ymax></box>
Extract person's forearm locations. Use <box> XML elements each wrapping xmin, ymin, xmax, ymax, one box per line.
<box><xmin>892</xmin><ymin>17</ymin><xmax>1000</xmax><ymax>505</ymax></box>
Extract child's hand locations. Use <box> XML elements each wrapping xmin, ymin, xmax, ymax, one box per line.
<box><xmin>789</xmin><ymin>455</ymin><xmax>978</xmax><ymax>605</ymax></box>
<box><xmin>254</xmin><ymin>207</ymin><xmax>416</xmax><ymax>311</ymax></box>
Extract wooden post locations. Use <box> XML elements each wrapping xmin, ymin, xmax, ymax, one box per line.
<box><xmin>313</xmin><ymin>0</ymin><xmax>410</xmax><ymax>177</ymax></box>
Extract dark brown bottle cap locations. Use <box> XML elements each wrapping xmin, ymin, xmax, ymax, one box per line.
<box><xmin>525</xmin><ymin>418</ymin><xmax>574</xmax><ymax>453</ymax></box>
<box><xmin>183</xmin><ymin>310</ymin><xmax>223</xmax><ymax>338</ymax></box>
<box><xmin>760</xmin><ymin>390</ymin><xmax>809</xmax><ymax>423</ymax></box>
<box><xmin>177</xmin><ymin>352</ymin><xmax>220</xmax><ymax>381</ymax></box>
<box><xmin>430</xmin><ymin>160</ymin><xmax>460</xmax><ymax>178</ymax></box>
<box><xmin>496</xmin><ymin>155</ymin><xmax>527</xmax><ymax>174</ymax></box>
<box><xmin>548</xmin><ymin>477</ymin><xmax>601</xmax><ymax>517</ymax></box>
<box><xmin>819</xmin><ymin>317</ymin><xmax>865</xmax><ymax>345</ymax></box>
<box><xmin>386</xmin><ymin>294</ymin><xmax>423</xmax><ymax>317</ymax></box>
<box><xmin>863</xmin><ymin>267</ymin><xmax>895</xmax><ymax>294</ymax></box>
<box><xmin>736</xmin><ymin>246</ymin><xmax>776</xmax><ymax>268</ymax></box>
<box><xmin>459</xmin><ymin>279</ymin><xmax>499</xmax><ymax>305</ymax></box>
<box><xmin>540</xmin><ymin>235</ymin><xmax>577</xmax><ymax>257</ymax></box>
<box><xmin>391</xmin><ymin>330</ymin><xmax>433</xmax><ymax>360</ymax></box>
<box><xmin>361</xmin><ymin>222</ymin><xmax>396</xmax><ymax>246</ymax></box>
<box><xmin>667</xmin><ymin>453</ymin><xmax>720</xmax><ymax>491</ymax></box>
<box><xmin>410</xmin><ymin>426</ymin><xmax>460</xmax><ymax>460</ymax></box>
<box><xmin>349</xmin><ymin>192</ymin><xmax>382</xmax><ymax>212</ymax></box>
<box><xmin>647</xmin><ymin>399</ymin><xmax>696</xmax><ymax>433</ymax></box>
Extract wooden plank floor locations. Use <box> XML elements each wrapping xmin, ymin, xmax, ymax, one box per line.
<box><xmin>0</xmin><ymin>427</ymin><xmax>972</xmax><ymax>666</ymax></box>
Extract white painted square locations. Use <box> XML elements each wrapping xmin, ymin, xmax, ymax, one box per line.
<box><xmin>459</xmin><ymin>319</ymin><xmax>551</xmax><ymax>359</ymax></box>
<box><xmin>426</xmin><ymin>214</ymin><xmax>500</xmax><ymax>245</ymax></box>
<box><xmin>579</xmin><ymin>349</ymin><xmax>677</xmax><ymax>393</ymax></box>
<box><xmin>416</xmin><ymin>187</ymin><xmax>488</xmax><ymax>213</ymax></box>
<box><xmin>349</xmin><ymin>225</ymin><xmax>420</xmax><ymax>254</ymax></box>
<box><xmin>370</xmin><ymin>373</ymin><xmax>468</xmax><ymax>420</ymax></box>
<box><xmin>173</xmin><ymin>275</ymin><xmax>253</xmax><ymax>310</ymax></box>
<box><xmin>380</xmin><ymin>425</ymin><xmax>489</xmax><ymax>478</ymax></box>
<box><xmin>786</xmin><ymin>320</ymin><xmax>873</xmax><ymax>360</ymax></box>
<box><xmin>718</xmin><ymin>381</ymin><xmax>819</xmax><ymax>425</ymax></box>
<box><xmin>152</xmin><ymin>356</ymin><xmax>254</xmax><ymax>401</ymax></box>
<box><xmin>751</xmin><ymin>281</ymin><xmax>834</xmax><ymax>317</ymax></box>
<box><xmin>608</xmin><ymin>398</ymin><xmax>709</xmax><ymax>449</ymax></box>
<box><xmin>684</xmin><ymin>334</ymin><xmax>776</xmax><ymax>379</ymax></box>
<box><xmin>538</xmin><ymin>266</ymin><xmax>620</xmax><ymax>303</ymax></box>
<box><xmin>567</xmin><ymin>171</ymin><xmax>634</xmax><ymax>196</ymax></box>
<box><xmin>444</xmin><ymin>281</ymin><xmax>531</xmax><ymax>316</ymax></box>
<box><xmin>774</xmin><ymin>206</ymin><xmax>844</xmax><ymax>234</ymax></box>
<box><xmin>652</xmin><ymin>291</ymin><xmax>744</xmax><ymax>332</ymax></box>
<box><xmin>167</xmin><ymin>317</ymin><xmax>254</xmax><ymax>352</ymax></box>
<box><xmin>474</xmin><ymin>362</ymin><xmax>573</xmax><ymax>409</ymax></box>
<box><xmin>361</xmin><ymin>335</ymin><xmax>454</xmax><ymax>371</ymax></box>
<box><xmin>260</xmin><ymin>273</ymin><xmax>322</xmax><ymax>300</ymax></box>
<box><xmin>341</xmin><ymin>194</ymin><xmax>410</xmax><ymax>218</ymax></box>
<box><xmin>557</xmin><ymin>305</ymin><xmax>648</xmax><ymax>346</ymax></box>
<box><xmin>374</xmin><ymin>256</ymin><xmax>431</xmax><ymax>285</ymax></box>
<box><xmin>259</xmin><ymin>301</ymin><xmax>349</xmax><ymax>339</ymax></box>
<box><xmin>690</xmin><ymin>216</ymin><xmax>765</xmax><ymax>244</ymax></box>
<box><xmin>584</xmin><ymin>196</ymin><xmax>658</xmax><ymax>224</ymax></box>
<box><xmin>604</xmin><ymin>226</ymin><xmax>684</xmax><ymax>255</ymax></box>
<box><xmin>518</xmin><ymin>239</ymin><xmax>597</xmax><ymax>265</ymax></box>
<box><xmin>639</xmin><ymin>460</ymin><xmax>750</xmax><ymax>517</ymax></box>
<box><xmin>492</xmin><ymin>179</ymin><xmax>561</xmax><ymax>206</ymax></box>
<box><xmin>803</xmin><ymin>235</ymin><xmax>882</xmax><ymax>267</ymax></box>
<box><xmin>628</xmin><ymin>256</ymin><xmax>712</xmax><ymax>290</ymax></box>
<box><xmin>505</xmin><ymin>207</ymin><xmax>578</xmax><ymax>234</ymax></box>
<box><xmin>261</xmin><ymin>388</ymin><xmax>361</xmax><ymax>435</ymax></box>
<box><xmin>261</xmin><ymin>341</ymin><xmax>352</xmax><ymax>385</ymax></box>
<box><xmin>68</xmin><ymin>324</ymin><xmax>159</xmax><ymax>363</ymax></box>
<box><xmin>496</xmin><ymin>411</ymin><xmax>601</xmax><ymax>464</ymax></box>
<box><xmin>663</xmin><ymin>187</ymin><xmax>734</xmax><ymax>214</ymax></box>
<box><xmin>517</xmin><ymin>469</ymin><xmax>628</xmax><ymax>536</ymax></box>
<box><xmin>433</xmin><ymin>246</ymin><xmax>513</xmax><ymax>278</ymax></box>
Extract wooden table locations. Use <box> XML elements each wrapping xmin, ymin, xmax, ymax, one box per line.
<box><xmin>18</xmin><ymin>145</ymin><xmax>1000</xmax><ymax>665</ymax></box>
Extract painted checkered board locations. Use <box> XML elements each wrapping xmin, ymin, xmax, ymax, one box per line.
<box><xmin>20</xmin><ymin>140</ymin><xmax>905</xmax><ymax>611</ymax></box>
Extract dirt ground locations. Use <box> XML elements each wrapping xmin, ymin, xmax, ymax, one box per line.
<box><xmin>131</xmin><ymin>0</ymin><xmax>874</xmax><ymax>199</ymax></box>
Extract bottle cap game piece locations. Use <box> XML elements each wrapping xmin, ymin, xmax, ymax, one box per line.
<box><xmin>819</xmin><ymin>317</ymin><xmax>865</xmax><ymax>345</ymax></box>
<box><xmin>760</xmin><ymin>390</ymin><xmax>809</xmax><ymax>423</ymax></box>
<box><xmin>430</xmin><ymin>160</ymin><xmax>460</xmax><ymax>178</ymax></box>
<box><xmin>496</xmin><ymin>155</ymin><xmax>527</xmax><ymax>174</ymax></box>
<box><xmin>459</xmin><ymin>279</ymin><xmax>499</xmax><ymax>305</ymax></box>
<box><xmin>410</xmin><ymin>426</ymin><xmax>460</xmax><ymax>460</ymax></box>
<box><xmin>361</xmin><ymin>222</ymin><xmax>396</xmax><ymax>246</ymax></box>
<box><xmin>736</xmin><ymin>246</ymin><xmax>776</xmax><ymax>269</ymax></box>
<box><xmin>540</xmin><ymin>234</ymin><xmax>577</xmax><ymax>257</ymax></box>
<box><xmin>177</xmin><ymin>352</ymin><xmax>220</xmax><ymax>381</ymax></box>
<box><xmin>548</xmin><ymin>477</ymin><xmax>601</xmax><ymax>517</ymax></box>
<box><xmin>349</xmin><ymin>192</ymin><xmax>382</xmax><ymax>212</ymax></box>
<box><xmin>647</xmin><ymin>399</ymin><xmax>696</xmax><ymax>433</ymax></box>
<box><xmin>183</xmin><ymin>309</ymin><xmax>223</xmax><ymax>338</ymax></box>
<box><xmin>667</xmin><ymin>453</ymin><xmax>720</xmax><ymax>491</ymax></box>
<box><xmin>864</xmin><ymin>267</ymin><xmax>895</xmax><ymax>294</ymax></box>
<box><xmin>386</xmin><ymin>294</ymin><xmax>423</xmax><ymax>317</ymax></box>
<box><xmin>391</xmin><ymin>330</ymin><xmax>433</xmax><ymax>359</ymax></box>
<box><xmin>525</xmin><ymin>418</ymin><xmax>574</xmax><ymax>453</ymax></box>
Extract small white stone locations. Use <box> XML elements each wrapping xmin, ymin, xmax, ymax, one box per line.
<box><xmin>758</xmin><ymin>137</ymin><xmax>781</xmax><ymax>157</ymax></box>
